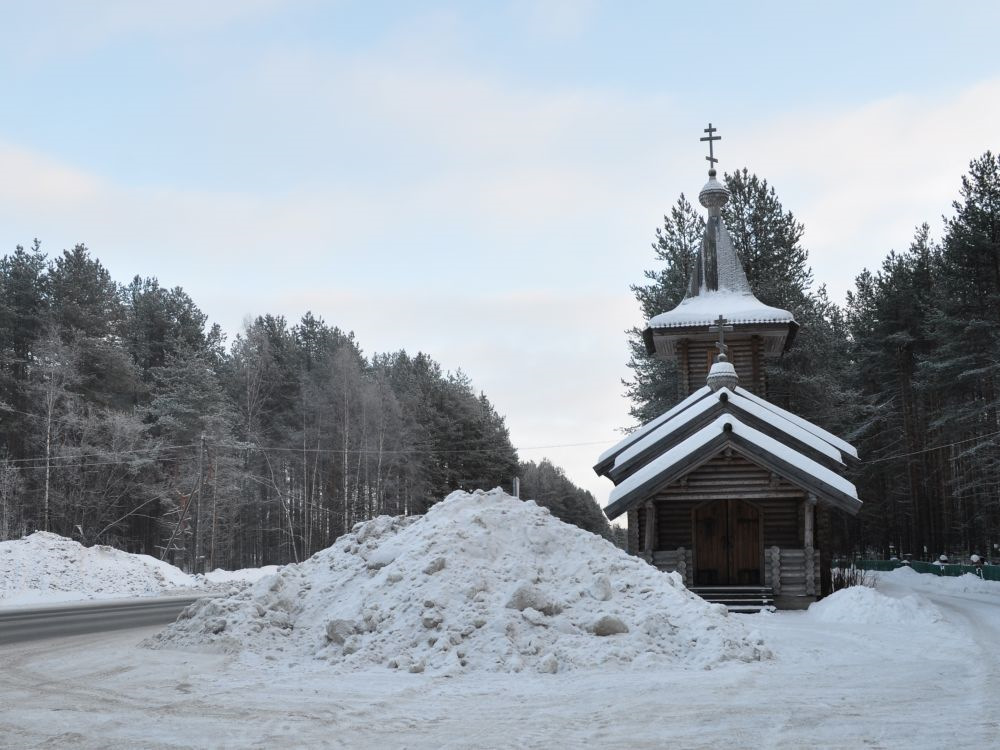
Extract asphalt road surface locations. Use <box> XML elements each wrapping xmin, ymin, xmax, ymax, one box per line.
<box><xmin>0</xmin><ymin>596</ymin><xmax>202</xmax><ymax>645</ymax></box>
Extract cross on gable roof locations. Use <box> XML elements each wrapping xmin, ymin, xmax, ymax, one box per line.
<box><xmin>708</xmin><ymin>314</ymin><xmax>733</xmax><ymax>358</ymax></box>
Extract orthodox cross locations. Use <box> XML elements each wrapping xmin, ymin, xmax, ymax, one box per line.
<box><xmin>700</xmin><ymin>123</ymin><xmax>721</xmax><ymax>168</ymax></box>
<box><xmin>709</xmin><ymin>314</ymin><xmax>733</xmax><ymax>357</ymax></box>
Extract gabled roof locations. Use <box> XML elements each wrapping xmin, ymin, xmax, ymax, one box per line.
<box><xmin>592</xmin><ymin>386</ymin><xmax>711</xmax><ymax>476</ymax></box>
<box><xmin>733</xmin><ymin>386</ymin><xmax>859</xmax><ymax>461</ymax></box>
<box><xmin>596</xmin><ymin>385</ymin><xmax>856</xmax><ymax>481</ymax></box>
<box><xmin>606</xmin><ymin>387</ymin><xmax>846</xmax><ymax>482</ymax></box>
<box><xmin>603</xmin><ymin>415</ymin><xmax>861</xmax><ymax>520</ymax></box>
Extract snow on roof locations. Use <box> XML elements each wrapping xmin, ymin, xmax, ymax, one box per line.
<box><xmin>608</xmin><ymin>416</ymin><xmax>730</xmax><ymax>508</ymax></box>
<box><xmin>734</xmin><ymin>386</ymin><xmax>859</xmax><ymax>460</ymax></box>
<box><xmin>611</xmin><ymin>387</ymin><xmax>844</xmax><ymax>474</ymax></box>
<box><xmin>725</xmin><ymin>389</ymin><xmax>845</xmax><ymax>464</ymax></box>
<box><xmin>612</xmin><ymin>391</ymin><xmax>720</xmax><ymax>470</ymax></box>
<box><xmin>606</xmin><ymin>415</ymin><xmax>859</xmax><ymax>517</ymax></box>
<box><xmin>647</xmin><ymin>290</ymin><xmax>796</xmax><ymax>329</ymax></box>
<box><xmin>727</xmin><ymin>418</ymin><xmax>858</xmax><ymax>499</ymax></box>
<box><xmin>595</xmin><ymin>386</ymin><xmax>711</xmax><ymax>466</ymax></box>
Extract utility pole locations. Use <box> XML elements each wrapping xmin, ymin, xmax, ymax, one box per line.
<box><xmin>209</xmin><ymin>453</ymin><xmax>218</xmax><ymax>573</ymax></box>
<box><xmin>191</xmin><ymin>434</ymin><xmax>206</xmax><ymax>574</ymax></box>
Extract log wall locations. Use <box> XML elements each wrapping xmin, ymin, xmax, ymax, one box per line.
<box><xmin>651</xmin><ymin>548</ymin><xmax>693</xmax><ymax>586</ymax></box>
<box><xmin>765</xmin><ymin>546</ymin><xmax>821</xmax><ymax>597</ymax></box>
<box><xmin>681</xmin><ymin>335</ymin><xmax>766</xmax><ymax>397</ymax></box>
<box><xmin>652</xmin><ymin>452</ymin><xmax>807</xmax><ymax>548</ymax></box>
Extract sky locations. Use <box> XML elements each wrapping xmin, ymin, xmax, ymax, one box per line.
<box><xmin>1</xmin><ymin>1</ymin><xmax>998</xmax><ymax>505</ymax></box>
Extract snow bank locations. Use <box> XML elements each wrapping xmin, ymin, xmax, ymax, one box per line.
<box><xmin>807</xmin><ymin>585</ymin><xmax>944</xmax><ymax>626</ymax></box>
<box><xmin>199</xmin><ymin>565</ymin><xmax>282</xmax><ymax>585</ymax></box>
<box><xmin>882</xmin><ymin>565</ymin><xmax>1000</xmax><ymax>595</ymax></box>
<box><xmin>0</xmin><ymin>531</ymin><xmax>196</xmax><ymax>606</ymax></box>
<box><xmin>147</xmin><ymin>489</ymin><xmax>770</xmax><ymax>674</ymax></box>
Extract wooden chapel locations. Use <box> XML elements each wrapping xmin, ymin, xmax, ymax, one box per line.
<box><xmin>595</xmin><ymin>129</ymin><xmax>861</xmax><ymax>609</ymax></box>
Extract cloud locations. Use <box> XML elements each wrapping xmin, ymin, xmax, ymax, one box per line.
<box><xmin>0</xmin><ymin>0</ymin><xmax>291</xmax><ymax>62</ymax></box>
<box><xmin>738</xmin><ymin>77</ymin><xmax>1000</xmax><ymax>300</ymax></box>
<box><xmin>0</xmin><ymin>143</ymin><xmax>104</xmax><ymax>207</ymax></box>
<box><xmin>516</xmin><ymin>0</ymin><xmax>599</xmax><ymax>38</ymax></box>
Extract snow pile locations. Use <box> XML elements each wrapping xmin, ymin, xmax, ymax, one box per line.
<box><xmin>147</xmin><ymin>489</ymin><xmax>770</xmax><ymax>674</ymax></box>
<box><xmin>807</xmin><ymin>585</ymin><xmax>944</xmax><ymax>626</ymax></box>
<box><xmin>0</xmin><ymin>531</ymin><xmax>196</xmax><ymax>606</ymax></box>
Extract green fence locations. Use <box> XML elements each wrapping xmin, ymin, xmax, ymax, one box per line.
<box><xmin>832</xmin><ymin>558</ymin><xmax>1000</xmax><ymax>582</ymax></box>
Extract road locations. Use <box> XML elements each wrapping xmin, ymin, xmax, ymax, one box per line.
<box><xmin>0</xmin><ymin>596</ymin><xmax>201</xmax><ymax>645</ymax></box>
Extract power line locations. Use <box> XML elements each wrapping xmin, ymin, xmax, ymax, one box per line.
<box><xmin>3</xmin><ymin>422</ymin><xmax>996</xmax><ymax>471</ymax></box>
<box><xmin>208</xmin><ymin>439</ymin><xmax>615</xmax><ymax>456</ymax></box>
<box><xmin>10</xmin><ymin>455</ymin><xmax>187</xmax><ymax>471</ymax></box>
<box><xmin>862</xmin><ymin>429</ymin><xmax>1000</xmax><ymax>465</ymax></box>
<box><xmin>0</xmin><ymin>438</ymin><xmax>620</xmax><ymax>469</ymax></box>
<box><xmin>0</xmin><ymin>403</ymin><xmax>101</xmax><ymax>429</ymax></box>
<box><xmin>4</xmin><ymin>442</ymin><xmax>197</xmax><ymax>465</ymax></box>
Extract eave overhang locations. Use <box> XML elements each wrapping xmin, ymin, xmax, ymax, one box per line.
<box><xmin>643</xmin><ymin>320</ymin><xmax>799</xmax><ymax>359</ymax></box>
<box><xmin>602</xmin><ymin>417</ymin><xmax>861</xmax><ymax>521</ymax></box>
<box><xmin>605</xmin><ymin>389</ymin><xmax>846</xmax><ymax>483</ymax></box>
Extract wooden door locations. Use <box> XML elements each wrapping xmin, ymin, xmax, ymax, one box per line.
<box><xmin>694</xmin><ymin>499</ymin><xmax>729</xmax><ymax>585</ymax></box>
<box><xmin>730</xmin><ymin>499</ymin><xmax>761</xmax><ymax>585</ymax></box>
<box><xmin>694</xmin><ymin>499</ymin><xmax>761</xmax><ymax>585</ymax></box>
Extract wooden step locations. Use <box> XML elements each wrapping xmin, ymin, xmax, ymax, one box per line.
<box><xmin>689</xmin><ymin>586</ymin><xmax>774</xmax><ymax>613</ymax></box>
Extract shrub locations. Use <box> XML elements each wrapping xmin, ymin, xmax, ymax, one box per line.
<box><xmin>831</xmin><ymin>566</ymin><xmax>878</xmax><ymax>592</ymax></box>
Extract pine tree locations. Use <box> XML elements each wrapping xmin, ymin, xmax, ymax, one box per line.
<box><xmin>518</xmin><ymin>458</ymin><xmax>612</xmax><ymax>538</ymax></box>
<box><xmin>846</xmin><ymin>227</ymin><xmax>938</xmax><ymax>554</ymax></box>
<box><xmin>47</xmin><ymin>245</ymin><xmax>120</xmax><ymax>339</ymax></box>
<box><xmin>0</xmin><ymin>241</ymin><xmax>49</xmax><ymax>458</ymax></box>
<box><xmin>121</xmin><ymin>275</ymin><xmax>210</xmax><ymax>383</ymax></box>
<box><xmin>723</xmin><ymin>169</ymin><xmax>811</xmax><ymax>311</ymax></box>
<box><xmin>623</xmin><ymin>195</ymin><xmax>702</xmax><ymax>424</ymax></box>
<box><xmin>918</xmin><ymin>152</ymin><xmax>1000</xmax><ymax>554</ymax></box>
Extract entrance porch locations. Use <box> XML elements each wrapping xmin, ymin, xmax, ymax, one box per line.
<box><xmin>628</xmin><ymin>487</ymin><xmax>824</xmax><ymax>606</ymax></box>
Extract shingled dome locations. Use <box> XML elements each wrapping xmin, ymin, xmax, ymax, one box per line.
<box><xmin>642</xmin><ymin>168</ymin><xmax>798</xmax><ymax>359</ymax></box>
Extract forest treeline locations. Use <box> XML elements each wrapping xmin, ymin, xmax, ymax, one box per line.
<box><xmin>627</xmin><ymin>152</ymin><xmax>1000</xmax><ymax>560</ymax></box>
<box><xmin>0</xmin><ymin>249</ymin><xmax>609</xmax><ymax>569</ymax></box>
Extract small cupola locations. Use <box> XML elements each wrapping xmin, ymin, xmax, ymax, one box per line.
<box><xmin>706</xmin><ymin>353</ymin><xmax>738</xmax><ymax>392</ymax></box>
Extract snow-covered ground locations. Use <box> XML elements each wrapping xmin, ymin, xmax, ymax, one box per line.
<box><xmin>1</xmin><ymin>495</ymin><xmax>997</xmax><ymax>747</ymax></box>
<box><xmin>1</xmin><ymin>567</ymin><xmax>996</xmax><ymax>748</ymax></box>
